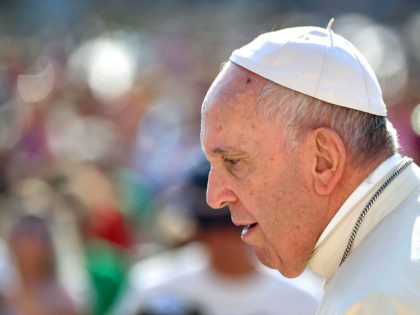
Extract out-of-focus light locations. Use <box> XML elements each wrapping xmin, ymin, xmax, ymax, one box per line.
<box><xmin>332</xmin><ymin>13</ymin><xmax>375</xmax><ymax>39</ymax></box>
<box><xmin>334</xmin><ymin>15</ymin><xmax>408</xmax><ymax>102</ymax></box>
<box><xmin>88</xmin><ymin>39</ymin><xmax>135</xmax><ymax>102</ymax></box>
<box><xmin>354</xmin><ymin>25</ymin><xmax>408</xmax><ymax>101</ymax></box>
<box><xmin>410</xmin><ymin>104</ymin><xmax>420</xmax><ymax>136</ymax></box>
<box><xmin>17</xmin><ymin>61</ymin><xmax>55</xmax><ymax>103</ymax></box>
<box><xmin>404</xmin><ymin>12</ymin><xmax>420</xmax><ymax>63</ymax></box>
<box><xmin>68</xmin><ymin>37</ymin><xmax>136</xmax><ymax>103</ymax></box>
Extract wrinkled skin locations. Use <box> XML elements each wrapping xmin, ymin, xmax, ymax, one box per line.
<box><xmin>200</xmin><ymin>63</ymin><xmax>332</xmax><ymax>277</ymax></box>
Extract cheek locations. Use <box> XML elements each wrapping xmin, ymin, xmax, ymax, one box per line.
<box><xmin>255</xmin><ymin>166</ymin><xmax>309</xmax><ymax>238</ymax></box>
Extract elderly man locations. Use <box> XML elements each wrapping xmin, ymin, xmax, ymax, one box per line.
<box><xmin>200</xmin><ymin>21</ymin><xmax>420</xmax><ymax>314</ymax></box>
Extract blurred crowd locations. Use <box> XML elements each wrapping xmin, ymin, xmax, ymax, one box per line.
<box><xmin>0</xmin><ymin>1</ymin><xmax>418</xmax><ymax>314</ymax></box>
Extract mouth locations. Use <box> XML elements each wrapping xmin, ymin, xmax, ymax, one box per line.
<box><xmin>241</xmin><ymin>223</ymin><xmax>257</xmax><ymax>239</ymax></box>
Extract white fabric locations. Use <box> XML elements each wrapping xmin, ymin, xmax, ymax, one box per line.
<box><xmin>309</xmin><ymin>161</ymin><xmax>420</xmax><ymax>314</ymax></box>
<box><xmin>314</xmin><ymin>154</ymin><xmax>402</xmax><ymax>249</ymax></box>
<box><xmin>136</xmin><ymin>266</ymin><xmax>319</xmax><ymax>315</ymax></box>
<box><xmin>230</xmin><ymin>26</ymin><xmax>387</xmax><ymax>116</ymax></box>
<box><xmin>111</xmin><ymin>242</ymin><xmax>322</xmax><ymax>315</ymax></box>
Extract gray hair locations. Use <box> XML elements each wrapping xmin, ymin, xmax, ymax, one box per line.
<box><xmin>255</xmin><ymin>80</ymin><xmax>399</xmax><ymax>165</ymax></box>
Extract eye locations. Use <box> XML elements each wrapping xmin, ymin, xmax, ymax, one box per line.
<box><xmin>222</xmin><ymin>155</ymin><xmax>248</xmax><ymax>178</ymax></box>
<box><xmin>224</xmin><ymin>157</ymin><xmax>240</xmax><ymax>166</ymax></box>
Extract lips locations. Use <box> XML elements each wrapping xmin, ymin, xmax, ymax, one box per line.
<box><xmin>241</xmin><ymin>223</ymin><xmax>257</xmax><ymax>239</ymax></box>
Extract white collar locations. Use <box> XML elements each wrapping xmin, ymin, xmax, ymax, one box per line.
<box><xmin>314</xmin><ymin>153</ymin><xmax>402</xmax><ymax>250</ymax></box>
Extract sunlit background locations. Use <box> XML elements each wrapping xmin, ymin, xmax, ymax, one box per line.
<box><xmin>0</xmin><ymin>1</ymin><xmax>419</xmax><ymax>315</ymax></box>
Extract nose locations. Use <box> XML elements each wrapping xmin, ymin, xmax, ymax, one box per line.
<box><xmin>206</xmin><ymin>168</ymin><xmax>237</xmax><ymax>209</ymax></box>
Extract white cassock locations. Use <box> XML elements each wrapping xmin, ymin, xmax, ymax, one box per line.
<box><xmin>309</xmin><ymin>154</ymin><xmax>420</xmax><ymax>314</ymax></box>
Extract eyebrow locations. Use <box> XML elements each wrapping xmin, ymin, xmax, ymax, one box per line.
<box><xmin>213</xmin><ymin>147</ymin><xmax>246</xmax><ymax>156</ymax></box>
<box><xmin>213</xmin><ymin>147</ymin><xmax>228</xmax><ymax>154</ymax></box>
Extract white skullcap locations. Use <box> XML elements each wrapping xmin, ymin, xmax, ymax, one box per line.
<box><xmin>229</xmin><ymin>24</ymin><xmax>387</xmax><ymax>116</ymax></box>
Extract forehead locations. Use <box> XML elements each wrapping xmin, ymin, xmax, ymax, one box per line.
<box><xmin>202</xmin><ymin>63</ymin><xmax>263</xmax><ymax>114</ymax></box>
<box><xmin>201</xmin><ymin>63</ymin><xmax>271</xmax><ymax>154</ymax></box>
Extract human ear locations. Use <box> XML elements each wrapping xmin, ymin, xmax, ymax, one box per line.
<box><xmin>308</xmin><ymin>128</ymin><xmax>346</xmax><ymax>195</ymax></box>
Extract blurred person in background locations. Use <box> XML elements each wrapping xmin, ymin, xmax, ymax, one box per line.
<box><xmin>1</xmin><ymin>214</ymin><xmax>79</xmax><ymax>315</ymax></box>
<box><xmin>0</xmin><ymin>177</ymin><xmax>93</xmax><ymax>315</ymax></box>
<box><xmin>63</xmin><ymin>162</ymin><xmax>134</xmax><ymax>315</ymax></box>
<box><xmin>201</xmin><ymin>22</ymin><xmax>420</xmax><ymax>314</ymax></box>
<box><xmin>111</xmin><ymin>159</ymin><xmax>320</xmax><ymax>315</ymax></box>
<box><xmin>0</xmin><ymin>170</ymin><xmax>133</xmax><ymax>315</ymax></box>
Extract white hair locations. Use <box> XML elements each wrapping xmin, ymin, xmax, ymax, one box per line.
<box><xmin>255</xmin><ymin>80</ymin><xmax>399</xmax><ymax>164</ymax></box>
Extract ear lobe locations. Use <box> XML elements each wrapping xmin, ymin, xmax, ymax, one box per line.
<box><xmin>311</xmin><ymin>128</ymin><xmax>346</xmax><ymax>195</ymax></box>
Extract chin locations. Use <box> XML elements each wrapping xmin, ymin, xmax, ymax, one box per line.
<box><xmin>255</xmin><ymin>248</ymin><xmax>303</xmax><ymax>278</ymax></box>
<box><xmin>279</xmin><ymin>267</ymin><xmax>305</xmax><ymax>278</ymax></box>
<box><xmin>254</xmin><ymin>248</ymin><xmax>281</xmax><ymax>271</ymax></box>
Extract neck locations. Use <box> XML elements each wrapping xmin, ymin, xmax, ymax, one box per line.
<box><xmin>208</xmin><ymin>243</ymin><xmax>257</xmax><ymax>277</ymax></box>
<box><xmin>211</xmin><ymin>254</ymin><xmax>257</xmax><ymax>277</ymax></box>
<box><xmin>309</xmin><ymin>153</ymin><xmax>414</xmax><ymax>281</ymax></box>
<box><xmin>325</xmin><ymin>152</ymin><xmax>393</xmax><ymax>228</ymax></box>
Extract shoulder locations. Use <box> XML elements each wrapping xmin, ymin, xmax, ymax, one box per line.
<box><xmin>320</xmin><ymin>202</ymin><xmax>420</xmax><ymax>314</ymax></box>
